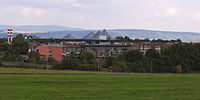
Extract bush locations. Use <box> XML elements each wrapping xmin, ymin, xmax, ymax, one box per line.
<box><xmin>104</xmin><ymin>57</ymin><xmax>114</xmax><ymax>68</ymax></box>
<box><xmin>29</xmin><ymin>58</ymin><xmax>38</xmax><ymax>64</ymax></box>
<box><xmin>175</xmin><ymin>65</ymin><xmax>182</xmax><ymax>73</ymax></box>
<box><xmin>28</xmin><ymin>52</ymin><xmax>40</xmax><ymax>63</ymax></box>
<box><xmin>48</xmin><ymin>57</ymin><xmax>58</xmax><ymax>66</ymax></box>
<box><xmin>111</xmin><ymin>59</ymin><xmax>130</xmax><ymax>72</ymax></box>
<box><xmin>61</xmin><ymin>57</ymin><xmax>79</xmax><ymax>70</ymax></box>
<box><xmin>80</xmin><ymin>52</ymin><xmax>95</xmax><ymax>64</ymax></box>
<box><xmin>50</xmin><ymin>63</ymin><xmax>63</xmax><ymax>70</ymax></box>
<box><xmin>0</xmin><ymin>60</ymin><xmax>2</xmax><ymax>67</ymax></box>
<box><xmin>3</xmin><ymin>53</ymin><xmax>16</xmax><ymax>62</ymax></box>
<box><xmin>79</xmin><ymin>64</ymin><xmax>95</xmax><ymax>71</ymax></box>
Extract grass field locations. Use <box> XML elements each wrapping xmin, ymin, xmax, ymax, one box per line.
<box><xmin>0</xmin><ymin>68</ymin><xmax>200</xmax><ymax>100</ymax></box>
<box><xmin>0</xmin><ymin>68</ymin><xmax>118</xmax><ymax>75</ymax></box>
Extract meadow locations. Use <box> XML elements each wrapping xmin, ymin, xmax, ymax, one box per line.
<box><xmin>0</xmin><ymin>68</ymin><xmax>200</xmax><ymax>100</ymax></box>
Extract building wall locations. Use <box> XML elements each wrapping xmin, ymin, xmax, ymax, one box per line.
<box><xmin>131</xmin><ymin>43</ymin><xmax>172</xmax><ymax>54</ymax></box>
<box><xmin>31</xmin><ymin>39</ymin><xmax>173</xmax><ymax>62</ymax></box>
<box><xmin>83</xmin><ymin>46</ymin><xmax>130</xmax><ymax>58</ymax></box>
<box><xmin>38</xmin><ymin>46</ymin><xmax>64</xmax><ymax>62</ymax></box>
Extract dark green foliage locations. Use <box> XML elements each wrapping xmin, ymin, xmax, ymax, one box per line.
<box><xmin>0</xmin><ymin>35</ymin><xmax>29</xmax><ymax>62</ymax></box>
<box><xmin>0</xmin><ymin>38</ymin><xmax>8</xmax><ymax>53</ymax></box>
<box><xmin>111</xmin><ymin>42</ymin><xmax>200</xmax><ymax>73</ymax></box>
<box><xmin>116</xmin><ymin>36</ymin><xmax>182</xmax><ymax>43</ymax></box>
<box><xmin>12</xmin><ymin>34</ymin><xmax>29</xmax><ymax>55</ymax></box>
<box><xmin>61</xmin><ymin>55</ymin><xmax>80</xmax><ymax>70</ymax></box>
<box><xmin>28</xmin><ymin>51</ymin><xmax>40</xmax><ymax>64</ymax></box>
<box><xmin>2</xmin><ymin>45</ymin><xmax>16</xmax><ymax>61</ymax></box>
<box><xmin>79</xmin><ymin>52</ymin><xmax>96</xmax><ymax>70</ymax></box>
<box><xmin>115</xmin><ymin>50</ymin><xmax>150</xmax><ymax>72</ymax></box>
<box><xmin>0</xmin><ymin>60</ymin><xmax>2</xmax><ymax>67</ymax></box>
<box><xmin>47</xmin><ymin>57</ymin><xmax>58</xmax><ymax>65</ymax></box>
<box><xmin>79</xmin><ymin>64</ymin><xmax>96</xmax><ymax>71</ymax></box>
<box><xmin>120</xmin><ymin>50</ymin><xmax>145</xmax><ymax>62</ymax></box>
<box><xmin>51</xmin><ymin>63</ymin><xmax>63</xmax><ymax>70</ymax></box>
<box><xmin>146</xmin><ymin>49</ymin><xmax>160</xmax><ymax>59</ymax></box>
<box><xmin>161</xmin><ymin>43</ymin><xmax>200</xmax><ymax>72</ymax></box>
<box><xmin>80</xmin><ymin>52</ymin><xmax>95</xmax><ymax>65</ymax></box>
<box><xmin>104</xmin><ymin>56</ymin><xmax>115</xmax><ymax>67</ymax></box>
<box><xmin>112</xmin><ymin>59</ymin><xmax>129</xmax><ymax>72</ymax></box>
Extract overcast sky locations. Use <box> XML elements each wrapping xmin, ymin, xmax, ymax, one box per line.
<box><xmin>0</xmin><ymin>0</ymin><xmax>200</xmax><ymax>32</ymax></box>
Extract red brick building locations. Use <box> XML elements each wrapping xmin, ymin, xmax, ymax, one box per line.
<box><xmin>38</xmin><ymin>44</ymin><xmax>64</xmax><ymax>62</ymax></box>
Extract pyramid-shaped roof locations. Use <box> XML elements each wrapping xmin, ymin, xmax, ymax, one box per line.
<box><xmin>82</xmin><ymin>32</ymin><xmax>95</xmax><ymax>39</ymax></box>
<box><xmin>101</xmin><ymin>29</ymin><xmax>110</xmax><ymax>36</ymax></box>
<box><xmin>91</xmin><ymin>29</ymin><xmax>111</xmax><ymax>40</ymax></box>
<box><xmin>63</xmin><ymin>34</ymin><xmax>76</xmax><ymax>39</ymax></box>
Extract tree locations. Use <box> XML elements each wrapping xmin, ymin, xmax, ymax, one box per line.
<box><xmin>12</xmin><ymin>34</ymin><xmax>29</xmax><ymax>55</ymax></box>
<box><xmin>0</xmin><ymin>60</ymin><xmax>2</xmax><ymax>67</ymax></box>
<box><xmin>28</xmin><ymin>51</ymin><xmax>40</xmax><ymax>64</ymax></box>
<box><xmin>128</xmin><ymin>61</ymin><xmax>149</xmax><ymax>72</ymax></box>
<box><xmin>80</xmin><ymin>52</ymin><xmax>95</xmax><ymax>65</ymax></box>
<box><xmin>112</xmin><ymin>59</ymin><xmax>130</xmax><ymax>72</ymax></box>
<box><xmin>61</xmin><ymin>56</ymin><xmax>79</xmax><ymax>70</ymax></box>
<box><xmin>145</xmin><ymin>49</ymin><xmax>160</xmax><ymax>59</ymax></box>
<box><xmin>117</xmin><ymin>50</ymin><xmax>149</xmax><ymax>72</ymax></box>
<box><xmin>145</xmin><ymin>49</ymin><xmax>163</xmax><ymax>73</ymax></box>
<box><xmin>104</xmin><ymin>56</ymin><xmax>115</xmax><ymax>67</ymax></box>
<box><xmin>120</xmin><ymin>50</ymin><xmax>145</xmax><ymax>63</ymax></box>
<box><xmin>48</xmin><ymin>57</ymin><xmax>58</xmax><ymax>65</ymax></box>
<box><xmin>2</xmin><ymin>45</ymin><xmax>16</xmax><ymax>61</ymax></box>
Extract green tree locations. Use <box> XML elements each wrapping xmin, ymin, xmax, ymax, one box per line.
<box><xmin>12</xmin><ymin>34</ymin><xmax>29</xmax><ymax>55</ymax></box>
<box><xmin>145</xmin><ymin>49</ymin><xmax>160</xmax><ymax>59</ymax></box>
<box><xmin>28</xmin><ymin>51</ymin><xmax>40</xmax><ymax>64</ymax></box>
<box><xmin>104</xmin><ymin>56</ymin><xmax>115</xmax><ymax>67</ymax></box>
<box><xmin>120</xmin><ymin>50</ymin><xmax>145</xmax><ymax>63</ymax></box>
<box><xmin>112</xmin><ymin>59</ymin><xmax>129</xmax><ymax>72</ymax></box>
<box><xmin>61</xmin><ymin>57</ymin><xmax>79</xmax><ymax>70</ymax></box>
<box><xmin>48</xmin><ymin>57</ymin><xmax>58</xmax><ymax>66</ymax></box>
<box><xmin>0</xmin><ymin>60</ymin><xmax>2</xmax><ymax>67</ymax></box>
<box><xmin>80</xmin><ymin>52</ymin><xmax>95</xmax><ymax>64</ymax></box>
<box><xmin>128</xmin><ymin>60</ymin><xmax>149</xmax><ymax>72</ymax></box>
<box><xmin>2</xmin><ymin>45</ymin><xmax>16</xmax><ymax>61</ymax></box>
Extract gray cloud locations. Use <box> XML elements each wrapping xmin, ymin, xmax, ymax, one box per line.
<box><xmin>0</xmin><ymin>0</ymin><xmax>200</xmax><ymax>32</ymax></box>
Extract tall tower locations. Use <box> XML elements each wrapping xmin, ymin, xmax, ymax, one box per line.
<box><xmin>7</xmin><ymin>29</ymin><xmax>13</xmax><ymax>44</ymax></box>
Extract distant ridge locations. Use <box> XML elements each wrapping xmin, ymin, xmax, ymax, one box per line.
<box><xmin>63</xmin><ymin>34</ymin><xmax>77</xmax><ymax>39</ymax></box>
<box><xmin>1</xmin><ymin>25</ymin><xmax>200</xmax><ymax>42</ymax></box>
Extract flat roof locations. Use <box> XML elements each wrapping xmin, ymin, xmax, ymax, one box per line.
<box><xmin>31</xmin><ymin>39</ymin><xmax>124</xmax><ymax>42</ymax></box>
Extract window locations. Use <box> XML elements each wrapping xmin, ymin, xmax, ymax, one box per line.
<box><xmin>49</xmin><ymin>50</ymin><xmax>52</xmax><ymax>56</ymax></box>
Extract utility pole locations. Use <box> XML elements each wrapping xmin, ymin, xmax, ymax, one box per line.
<box><xmin>151</xmin><ymin>61</ymin><xmax>153</xmax><ymax>73</ymax></box>
<box><xmin>97</xmin><ymin>59</ymin><xmax>100</xmax><ymax>72</ymax></box>
<box><xmin>46</xmin><ymin>57</ymin><xmax>49</xmax><ymax>69</ymax></box>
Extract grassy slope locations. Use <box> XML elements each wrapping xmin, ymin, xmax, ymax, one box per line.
<box><xmin>0</xmin><ymin>71</ymin><xmax>200</xmax><ymax>100</ymax></box>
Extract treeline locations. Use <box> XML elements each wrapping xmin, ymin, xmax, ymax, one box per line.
<box><xmin>106</xmin><ymin>43</ymin><xmax>200</xmax><ymax>73</ymax></box>
<box><xmin>116</xmin><ymin>36</ymin><xmax>182</xmax><ymax>43</ymax></box>
<box><xmin>50</xmin><ymin>43</ymin><xmax>200</xmax><ymax>73</ymax></box>
<box><xmin>1</xmin><ymin>34</ymin><xmax>200</xmax><ymax>73</ymax></box>
<box><xmin>0</xmin><ymin>34</ymin><xmax>29</xmax><ymax>62</ymax></box>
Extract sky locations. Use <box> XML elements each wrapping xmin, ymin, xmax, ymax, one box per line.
<box><xmin>0</xmin><ymin>0</ymin><xmax>200</xmax><ymax>32</ymax></box>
